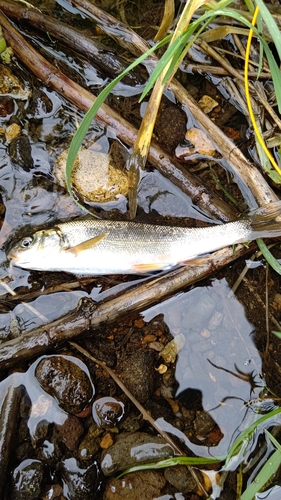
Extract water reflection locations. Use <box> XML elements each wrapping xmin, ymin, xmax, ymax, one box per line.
<box><xmin>144</xmin><ymin>277</ymin><xmax>263</xmax><ymax>457</ymax></box>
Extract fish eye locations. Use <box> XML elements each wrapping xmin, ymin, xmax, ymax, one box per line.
<box><xmin>20</xmin><ymin>236</ymin><xmax>33</xmax><ymax>248</ymax></box>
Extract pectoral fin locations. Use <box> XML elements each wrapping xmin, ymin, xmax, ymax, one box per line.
<box><xmin>66</xmin><ymin>233</ymin><xmax>108</xmax><ymax>255</ymax></box>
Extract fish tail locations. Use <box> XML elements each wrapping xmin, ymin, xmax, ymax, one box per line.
<box><xmin>249</xmin><ymin>200</ymin><xmax>281</xmax><ymax>238</ymax></box>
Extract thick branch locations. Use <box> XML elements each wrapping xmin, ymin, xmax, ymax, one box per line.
<box><xmin>69</xmin><ymin>0</ymin><xmax>278</xmax><ymax>207</ymax></box>
<box><xmin>0</xmin><ymin>243</ymin><xmax>255</xmax><ymax>371</ymax></box>
<box><xmin>0</xmin><ymin>8</ymin><xmax>236</xmax><ymax>222</ymax></box>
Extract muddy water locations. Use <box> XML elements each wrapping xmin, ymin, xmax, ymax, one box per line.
<box><xmin>0</xmin><ymin>1</ymin><xmax>281</xmax><ymax>499</ymax></box>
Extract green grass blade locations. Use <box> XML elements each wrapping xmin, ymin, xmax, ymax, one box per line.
<box><xmin>139</xmin><ymin>34</ymin><xmax>185</xmax><ymax>100</ymax></box>
<box><xmin>265</xmin><ymin>429</ymin><xmax>281</xmax><ymax>452</ymax></box>
<box><xmin>162</xmin><ymin>15</ymin><xmax>217</xmax><ymax>85</ymax></box>
<box><xmin>226</xmin><ymin>406</ymin><xmax>281</xmax><ymax>466</ymax></box>
<box><xmin>118</xmin><ymin>455</ymin><xmax>223</xmax><ymax>477</ymax></box>
<box><xmin>272</xmin><ymin>331</ymin><xmax>281</xmax><ymax>340</ymax></box>
<box><xmin>256</xmin><ymin>239</ymin><xmax>281</xmax><ymax>275</ymax></box>
<box><xmin>254</xmin><ymin>0</ymin><xmax>281</xmax><ymax>59</ymax></box>
<box><xmin>65</xmin><ymin>36</ymin><xmax>170</xmax><ymax>203</ymax></box>
<box><xmin>240</xmin><ymin>448</ymin><xmax>281</xmax><ymax>500</ymax></box>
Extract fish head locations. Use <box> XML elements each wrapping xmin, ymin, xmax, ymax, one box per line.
<box><xmin>8</xmin><ymin>228</ymin><xmax>63</xmax><ymax>270</ymax></box>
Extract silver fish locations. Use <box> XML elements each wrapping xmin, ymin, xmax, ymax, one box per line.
<box><xmin>7</xmin><ymin>202</ymin><xmax>281</xmax><ymax>275</ymax></box>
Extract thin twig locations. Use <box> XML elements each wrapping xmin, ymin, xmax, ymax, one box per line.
<box><xmin>70</xmin><ymin>341</ymin><xmax>209</xmax><ymax>497</ymax></box>
<box><xmin>70</xmin><ymin>342</ymin><xmax>184</xmax><ymax>455</ymax></box>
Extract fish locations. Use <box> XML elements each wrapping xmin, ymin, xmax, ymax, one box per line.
<box><xmin>7</xmin><ymin>201</ymin><xmax>281</xmax><ymax>275</ymax></box>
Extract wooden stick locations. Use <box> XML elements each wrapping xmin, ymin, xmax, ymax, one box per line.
<box><xmin>0</xmin><ymin>9</ymin><xmax>237</xmax><ymax>221</ymax></box>
<box><xmin>69</xmin><ymin>0</ymin><xmax>278</xmax><ymax>207</ymax></box>
<box><xmin>0</xmin><ymin>243</ymin><xmax>256</xmax><ymax>371</ymax></box>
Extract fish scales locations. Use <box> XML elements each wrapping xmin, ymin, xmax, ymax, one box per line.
<box><xmin>7</xmin><ymin>201</ymin><xmax>281</xmax><ymax>275</ymax></box>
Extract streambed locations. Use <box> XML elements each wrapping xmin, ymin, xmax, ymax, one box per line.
<box><xmin>0</xmin><ymin>1</ymin><xmax>281</xmax><ymax>499</ymax></box>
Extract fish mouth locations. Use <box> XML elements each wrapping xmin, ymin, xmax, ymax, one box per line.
<box><xmin>7</xmin><ymin>251</ymin><xmax>19</xmax><ymax>262</ymax></box>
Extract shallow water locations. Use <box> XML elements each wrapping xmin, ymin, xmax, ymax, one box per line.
<box><xmin>0</xmin><ymin>1</ymin><xmax>281</xmax><ymax>499</ymax></box>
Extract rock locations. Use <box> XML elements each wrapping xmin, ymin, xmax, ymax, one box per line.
<box><xmin>164</xmin><ymin>465</ymin><xmax>197</xmax><ymax>492</ymax></box>
<box><xmin>92</xmin><ymin>397</ymin><xmax>125</xmax><ymax>428</ymax></box>
<box><xmin>103</xmin><ymin>470</ymin><xmax>166</xmax><ymax>500</ymax></box>
<box><xmin>0</xmin><ymin>64</ymin><xmax>30</xmax><ymax>99</ymax></box>
<box><xmin>5</xmin><ymin>123</ymin><xmax>21</xmax><ymax>143</ymax></box>
<box><xmin>11</xmin><ymin>459</ymin><xmax>44</xmax><ymax>499</ymax></box>
<box><xmin>100</xmin><ymin>432</ymin><xmax>114</xmax><ymax>449</ymax></box>
<box><xmin>35</xmin><ymin>355</ymin><xmax>94</xmax><ymax>415</ymax></box>
<box><xmin>9</xmin><ymin>134</ymin><xmax>34</xmax><ymax>171</ymax></box>
<box><xmin>159</xmin><ymin>334</ymin><xmax>186</xmax><ymax>363</ymax></box>
<box><xmin>60</xmin><ymin>457</ymin><xmax>99</xmax><ymax>500</ymax></box>
<box><xmin>56</xmin><ymin>414</ymin><xmax>84</xmax><ymax>450</ymax></box>
<box><xmin>35</xmin><ymin>438</ymin><xmax>62</xmax><ymax>467</ymax></box>
<box><xmin>117</xmin><ymin>349</ymin><xmax>155</xmax><ymax>403</ymax></box>
<box><xmin>176</xmin><ymin>127</ymin><xmax>216</xmax><ymax>159</ymax></box>
<box><xmin>41</xmin><ymin>484</ymin><xmax>63</xmax><ymax>500</ymax></box>
<box><xmin>78</xmin><ymin>423</ymin><xmax>102</xmax><ymax>462</ymax></box>
<box><xmin>101</xmin><ymin>432</ymin><xmax>174</xmax><ymax>475</ymax></box>
<box><xmin>0</xmin><ymin>96</ymin><xmax>14</xmax><ymax>116</ymax></box>
<box><xmin>53</xmin><ymin>149</ymin><xmax>128</xmax><ymax>208</ymax></box>
<box><xmin>193</xmin><ymin>411</ymin><xmax>216</xmax><ymax>436</ymax></box>
<box><xmin>181</xmin><ymin>292</ymin><xmax>216</xmax><ymax>331</ymax></box>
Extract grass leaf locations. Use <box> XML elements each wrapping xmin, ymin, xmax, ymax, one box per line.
<box><xmin>225</xmin><ymin>406</ymin><xmax>281</xmax><ymax>467</ymax></box>
<box><xmin>256</xmin><ymin>239</ymin><xmax>281</xmax><ymax>275</ymax></box>
<box><xmin>118</xmin><ymin>455</ymin><xmax>223</xmax><ymax>477</ymax></box>
<box><xmin>65</xmin><ymin>36</ymin><xmax>170</xmax><ymax>204</ymax></box>
<box><xmin>240</xmin><ymin>448</ymin><xmax>281</xmax><ymax>500</ymax></box>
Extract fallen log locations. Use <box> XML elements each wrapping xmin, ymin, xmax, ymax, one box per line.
<box><xmin>0</xmin><ymin>243</ymin><xmax>256</xmax><ymax>371</ymax></box>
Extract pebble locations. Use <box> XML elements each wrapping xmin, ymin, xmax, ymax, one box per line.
<box><xmin>92</xmin><ymin>396</ymin><xmax>125</xmax><ymax>427</ymax></box>
<box><xmin>78</xmin><ymin>423</ymin><xmax>102</xmax><ymax>462</ymax></box>
<box><xmin>9</xmin><ymin>134</ymin><xmax>34</xmax><ymax>171</ymax></box>
<box><xmin>60</xmin><ymin>458</ymin><xmax>99</xmax><ymax>500</ymax></box>
<box><xmin>181</xmin><ymin>292</ymin><xmax>216</xmax><ymax>330</ymax></box>
<box><xmin>101</xmin><ymin>432</ymin><xmax>174</xmax><ymax>475</ymax></box>
<box><xmin>54</xmin><ymin>149</ymin><xmax>128</xmax><ymax>206</ymax></box>
<box><xmin>11</xmin><ymin>459</ymin><xmax>44</xmax><ymax>499</ymax></box>
<box><xmin>35</xmin><ymin>355</ymin><xmax>94</xmax><ymax>415</ymax></box>
<box><xmin>118</xmin><ymin>349</ymin><xmax>155</xmax><ymax>403</ymax></box>
<box><xmin>159</xmin><ymin>333</ymin><xmax>186</xmax><ymax>363</ymax></box>
<box><xmin>55</xmin><ymin>414</ymin><xmax>84</xmax><ymax>450</ymax></box>
<box><xmin>164</xmin><ymin>465</ymin><xmax>197</xmax><ymax>492</ymax></box>
<box><xmin>103</xmin><ymin>470</ymin><xmax>166</xmax><ymax>500</ymax></box>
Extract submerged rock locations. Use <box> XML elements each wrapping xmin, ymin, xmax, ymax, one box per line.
<box><xmin>101</xmin><ymin>431</ymin><xmax>174</xmax><ymax>476</ymax></box>
<box><xmin>11</xmin><ymin>459</ymin><xmax>44</xmax><ymax>499</ymax></box>
<box><xmin>60</xmin><ymin>457</ymin><xmax>99</xmax><ymax>500</ymax></box>
<box><xmin>54</xmin><ymin>149</ymin><xmax>128</xmax><ymax>208</ymax></box>
<box><xmin>103</xmin><ymin>470</ymin><xmax>166</xmax><ymax>500</ymax></box>
<box><xmin>55</xmin><ymin>414</ymin><xmax>84</xmax><ymax>450</ymax></box>
<box><xmin>35</xmin><ymin>355</ymin><xmax>94</xmax><ymax>414</ymax></box>
<box><xmin>92</xmin><ymin>396</ymin><xmax>125</xmax><ymax>428</ymax></box>
<box><xmin>117</xmin><ymin>349</ymin><xmax>155</xmax><ymax>403</ymax></box>
<box><xmin>78</xmin><ymin>423</ymin><xmax>102</xmax><ymax>462</ymax></box>
<box><xmin>9</xmin><ymin>134</ymin><xmax>34</xmax><ymax>171</ymax></box>
<box><xmin>164</xmin><ymin>465</ymin><xmax>197</xmax><ymax>493</ymax></box>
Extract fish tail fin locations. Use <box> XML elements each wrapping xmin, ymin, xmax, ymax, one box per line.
<box><xmin>249</xmin><ymin>201</ymin><xmax>281</xmax><ymax>238</ymax></box>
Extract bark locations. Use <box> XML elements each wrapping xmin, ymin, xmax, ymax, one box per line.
<box><xmin>0</xmin><ymin>8</ymin><xmax>237</xmax><ymax>221</ymax></box>
<box><xmin>69</xmin><ymin>0</ymin><xmax>278</xmax><ymax>207</ymax></box>
<box><xmin>0</xmin><ymin>243</ymin><xmax>255</xmax><ymax>371</ymax></box>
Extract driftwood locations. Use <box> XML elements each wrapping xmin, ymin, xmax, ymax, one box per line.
<box><xmin>0</xmin><ymin>6</ymin><xmax>239</xmax><ymax>222</ymax></box>
<box><xmin>0</xmin><ymin>243</ymin><xmax>256</xmax><ymax>371</ymax></box>
<box><xmin>0</xmin><ymin>1</ymin><xmax>142</xmax><ymax>84</ymax></box>
<box><xmin>69</xmin><ymin>0</ymin><xmax>278</xmax><ymax>208</ymax></box>
<box><xmin>0</xmin><ymin>384</ymin><xmax>21</xmax><ymax>500</ymax></box>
